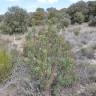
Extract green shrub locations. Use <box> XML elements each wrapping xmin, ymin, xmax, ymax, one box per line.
<box><xmin>74</xmin><ymin>12</ymin><xmax>85</xmax><ymax>24</ymax></box>
<box><xmin>48</xmin><ymin>17</ymin><xmax>58</xmax><ymax>25</ymax></box>
<box><xmin>32</xmin><ymin>10</ymin><xmax>46</xmax><ymax>25</ymax></box>
<box><xmin>0</xmin><ymin>48</ymin><xmax>12</xmax><ymax>83</ymax></box>
<box><xmin>57</xmin><ymin>18</ymin><xmax>71</xmax><ymax>29</ymax></box>
<box><xmin>24</xmin><ymin>26</ymin><xmax>76</xmax><ymax>94</ymax></box>
<box><xmin>1</xmin><ymin>6</ymin><xmax>28</xmax><ymax>34</ymax></box>
<box><xmin>73</xmin><ymin>27</ymin><xmax>81</xmax><ymax>36</ymax></box>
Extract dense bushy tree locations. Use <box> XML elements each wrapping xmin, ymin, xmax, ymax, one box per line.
<box><xmin>58</xmin><ymin>18</ymin><xmax>71</xmax><ymax>28</ymax></box>
<box><xmin>68</xmin><ymin>1</ymin><xmax>88</xmax><ymax>14</ymax></box>
<box><xmin>47</xmin><ymin>7</ymin><xmax>62</xmax><ymax>25</ymax></box>
<box><xmin>47</xmin><ymin>7</ymin><xmax>71</xmax><ymax>27</ymax></box>
<box><xmin>74</xmin><ymin>12</ymin><xmax>85</xmax><ymax>24</ymax></box>
<box><xmin>48</xmin><ymin>17</ymin><xmax>58</xmax><ymax>24</ymax></box>
<box><xmin>67</xmin><ymin>1</ymin><xmax>96</xmax><ymax>23</ymax></box>
<box><xmin>1</xmin><ymin>6</ymin><xmax>28</xmax><ymax>34</ymax></box>
<box><xmin>68</xmin><ymin>1</ymin><xmax>88</xmax><ymax>23</ymax></box>
<box><xmin>56</xmin><ymin>11</ymin><xmax>71</xmax><ymax>27</ymax></box>
<box><xmin>32</xmin><ymin>8</ymin><xmax>47</xmax><ymax>25</ymax></box>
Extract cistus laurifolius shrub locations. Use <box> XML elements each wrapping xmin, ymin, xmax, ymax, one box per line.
<box><xmin>24</xmin><ymin>26</ymin><xmax>76</xmax><ymax>94</ymax></box>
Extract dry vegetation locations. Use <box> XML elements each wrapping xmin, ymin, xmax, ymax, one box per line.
<box><xmin>0</xmin><ymin>1</ymin><xmax>96</xmax><ymax>96</ymax></box>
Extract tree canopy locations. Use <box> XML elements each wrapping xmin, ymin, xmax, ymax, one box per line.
<box><xmin>1</xmin><ymin>6</ymin><xmax>28</xmax><ymax>34</ymax></box>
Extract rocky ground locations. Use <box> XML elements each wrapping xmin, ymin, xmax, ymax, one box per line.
<box><xmin>0</xmin><ymin>23</ymin><xmax>96</xmax><ymax>96</ymax></box>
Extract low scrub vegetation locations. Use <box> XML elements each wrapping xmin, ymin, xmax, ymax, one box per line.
<box><xmin>24</xmin><ymin>26</ymin><xmax>76</xmax><ymax>95</ymax></box>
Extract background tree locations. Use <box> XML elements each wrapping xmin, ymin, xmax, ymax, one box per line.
<box><xmin>68</xmin><ymin>1</ymin><xmax>88</xmax><ymax>23</ymax></box>
<box><xmin>1</xmin><ymin>6</ymin><xmax>28</xmax><ymax>34</ymax></box>
<box><xmin>87</xmin><ymin>1</ymin><xmax>96</xmax><ymax>18</ymax></box>
<box><xmin>58</xmin><ymin>18</ymin><xmax>71</xmax><ymax>29</ymax></box>
<box><xmin>32</xmin><ymin>8</ymin><xmax>47</xmax><ymax>25</ymax></box>
<box><xmin>47</xmin><ymin>7</ymin><xmax>71</xmax><ymax>27</ymax></box>
<box><xmin>47</xmin><ymin>7</ymin><xmax>58</xmax><ymax>24</ymax></box>
<box><xmin>56</xmin><ymin>10</ymin><xmax>71</xmax><ymax>28</ymax></box>
<box><xmin>74</xmin><ymin>12</ymin><xmax>85</xmax><ymax>24</ymax></box>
